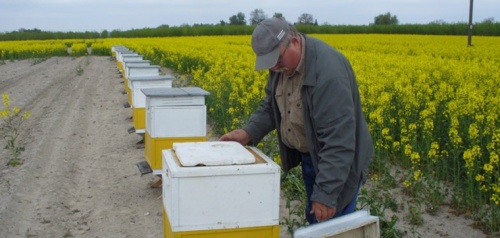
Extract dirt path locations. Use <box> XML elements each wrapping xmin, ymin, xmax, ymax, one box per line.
<box><xmin>0</xmin><ymin>57</ymin><xmax>162</xmax><ymax>238</ymax></box>
<box><xmin>0</xmin><ymin>56</ymin><xmax>487</xmax><ymax>238</ymax></box>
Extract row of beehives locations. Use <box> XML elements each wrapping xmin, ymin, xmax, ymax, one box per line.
<box><xmin>110</xmin><ymin>46</ymin><xmax>283</xmax><ymax>238</ymax></box>
<box><xmin>112</xmin><ymin>46</ymin><xmax>209</xmax><ymax>174</ymax></box>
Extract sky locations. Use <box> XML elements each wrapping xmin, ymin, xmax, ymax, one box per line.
<box><xmin>0</xmin><ymin>0</ymin><xmax>499</xmax><ymax>33</ymax></box>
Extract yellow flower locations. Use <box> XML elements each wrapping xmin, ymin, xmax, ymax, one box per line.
<box><xmin>0</xmin><ymin>109</ymin><xmax>8</xmax><ymax>119</ymax></box>
<box><xmin>22</xmin><ymin>112</ymin><xmax>31</xmax><ymax>120</ymax></box>
<box><xmin>484</xmin><ymin>163</ymin><xmax>494</xmax><ymax>174</ymax></box>
<box><xmin>382</xmin><ymin>128</ymin><xmax>390</xmax><ymax>137</ymax></box>
<box><xmin>392</xmin><ymin>141</ymin><xmax>400</xmax><ymax>150</ymax></box>
<box><xmin>468</xmin><ymin>123</ymin><xmax>479</xmax><ymax>141</ymax></box>
<box><xmin>411</xmin><ymin>152</ymin><xmax>421</xmax><ymax>165</ymax></box>
<box><xmin>491</xmin><ymin>194</ymin><xmax>500</xmax><ymax>205</ymax></box>
<box><xmin>413</xmin><ymin>169</ymin><xmax>422</xmax><ymax>181</ymax></box>
<box><xmin>2</xmin><ymin>93</ymin><xmax>10</xmax><ymax>107</ymax></box>
<box><xmin>476</xmin><ymin>174</ymin><xmax>485</xmax><ymax>182</ymax></box>
<box><xmin>404</xmin><ymin>144</ymin><xmax>413</xmax><ymax>157</ymax></box>
<box><xmin>273</xmin><ymin>156</ymin><xmax>281</xmax><ymax>165</ymax></box>
<box><xmin>490</xmin><ymin>152</ymin><xmax>499</xmax><ymax>165</ymax></box>
<box><xmin>403</xmin><ymin>180</ymin><xmax>412</xmax><ymax>187</ymax></box>
<box><xmin>13</xmin><ymin>107</ymin><xmax>20</xmax><ymax>115</ymax></box>
<box><xmin>423</xmin><ymin>118</ymin><xmax>434</xmax><ymax>132</ymax></box>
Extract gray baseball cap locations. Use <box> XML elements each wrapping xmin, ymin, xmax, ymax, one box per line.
<box><xmin>251</xmin><ymin>18</ymin><xmax>290</xmax><ymax>70</ymax></box>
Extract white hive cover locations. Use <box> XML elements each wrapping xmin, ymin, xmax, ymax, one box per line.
<box><xmin>173</xmin><ymin>141</ymin><xmax>256</xmax><ymax>166</ymax></box>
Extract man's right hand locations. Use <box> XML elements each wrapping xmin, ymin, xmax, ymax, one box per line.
<box><xmin>219</xmin><ymin>129</ymin><xmax>251</xmax><ymax>145</ymax></box>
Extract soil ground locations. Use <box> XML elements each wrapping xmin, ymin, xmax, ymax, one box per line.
<box><xmin>0</xmin><ymin>56</ymin><xmax>487</xmax><ymax>237</ymax></box>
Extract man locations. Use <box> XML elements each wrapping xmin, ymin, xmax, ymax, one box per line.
<box><xmin>220</xmin><ymin>17</ymin><xmax>373</xmax><ymax>224</ymax></box>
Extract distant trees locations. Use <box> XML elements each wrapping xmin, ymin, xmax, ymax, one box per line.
<box><xmin>249</xmin><ymin>9</ymin><xmax>267</xmax><ymax>25</ymax></box>
<box><xmin>481</xmin><ymin>17</ymin><xmax>495</xmax><ymax>24</ymax></box>
<box><xmin>229</xmin><ymin>12</ymin><xmax>246</xmax><ymax>25</ymax></box>
<box><xmin>248</xmin><ymin>9</ymin><xmax>286</xmax><ymax>25</ymax></box>
<box><xmin>101</xmin><ymin>30</ymin><xmax>109</xmax><ymax>38</ymax></box>
<box><xmin>297</xmin><ymin>13</ymin><xmax>315</xmax><ymax>25</ymax></box>
<box><xmin>429</xmin><ymin>19</ymin><xmax>447</xmax><ymax>25</ymax></box>
<box><xmin>229</xmin><ymin>10</ymin><xmax>318</xmax><ymax>26</ymax></box>
<box><xmin>273</xmin><ymin>12</ymin><xmax>284</xmax><ymax>20</ymax></box>
<box><xmin>18</xmin><ymin>28</ymin><xmax>42</xmax><ymax>33</ymax></box>
<box><xmin>373</xmin><ymin>12</ymin><xmax>399</xmax><ymax>25</ymax></box>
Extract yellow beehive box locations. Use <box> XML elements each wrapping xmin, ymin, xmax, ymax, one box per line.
<box><xmin>161</xmin><ymin>142</ymin><xmax>281</xmax><ymax>237</ymax></box>
<box><xmin>163</xmin><ymin>207</ymin><xmax>280</xmax><ymax>238</ymax></box>
<box><xmin>142</xmin><ymin>87</ymin><xmax>209</xmax><ymax>174</ymax></box>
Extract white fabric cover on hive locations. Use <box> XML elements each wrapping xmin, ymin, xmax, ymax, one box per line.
<box><xmin>173</xmin><ymin>141</ymin><xmax>256</xmax><ymax>166</ymax></box>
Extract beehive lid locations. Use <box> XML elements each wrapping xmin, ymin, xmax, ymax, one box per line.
<box><xmin>173</xmin><ymin>141</ymin><xmax>256</xmax><ymax>166</ymax></box>
<box><xmin>293</xmin><ymin>210</ymin><xmax>379</xmax><ymax>237</ymax></box>
<box><xmin>141</xmin><ymin>87</ymin><xmax>209</xmax><ymax>97</ymax></box>
<box><xmin>127</xmin><ymin>65</ymin><xmax>160</xmax><ymax>68</ymax></box>
<box><xmin>128</xmin><ymin>75</ymin><xmax>174</xmax><ymax>81</ymax></box>
<box><xmin>123</xmin><ymin>59</ymin><xmax>150</xmax><ymax>63</ymax></box>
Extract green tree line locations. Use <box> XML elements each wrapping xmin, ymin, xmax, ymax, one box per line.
<box><xmin>1</xmin><ymin>22</ymin><xmax>499</xmax><ymax>41</ymax></box>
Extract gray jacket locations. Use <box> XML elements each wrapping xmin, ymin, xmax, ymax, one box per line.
<box><xmin>244</xmin><ymin>34</ymin><xmax>373</xmax><ymax>210</ymax></box>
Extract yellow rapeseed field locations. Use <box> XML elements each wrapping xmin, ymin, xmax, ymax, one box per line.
<box><xmin>1</xmin><ymin>34</ymin><xmax>500</xmax><ymax>231</ymax></box>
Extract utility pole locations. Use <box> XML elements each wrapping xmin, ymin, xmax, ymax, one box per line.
<box><xmin>468</xmin><ymin>0</ymin><xmax>474</xmax><ymax>46</ymax></box>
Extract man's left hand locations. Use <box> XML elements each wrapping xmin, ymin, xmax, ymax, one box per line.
<box><xmin>310</xmin><ymin>202</ymin><xmax>336</xmax><ymax>222</ymax></box>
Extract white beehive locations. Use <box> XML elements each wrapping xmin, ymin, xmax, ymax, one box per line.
<box><xmin>130</xmin><ymin>76</ymin><xmax>174</xmax><ymax>108</ymax></box>
<box><xmin>126</xmin><ymin>65</ymin><xmax>160</xmax><ymax>79</ymax></box>
<box><xmin>122</xmin><ymin>55</ymin><xmax>143</xmax><ymax>61</ymax></box>
<box><xmin>123</xmin><ymin>59</ymin><xmax>150</xmax><ymax>64</ymax></box>
<box><xmin>111</xmin><ymin>45</ymin><xmax>127</xmax><ymax>51</ymax></box>
<box><xmin>162</xmin><ymin>142</ymin><xmax>281</xmax><ymax>232</ymax></box>
<box><xmin>111</xmin><ymin>46</ymin><xmax>128</xmax><ymax>57</ymax></box>
<box><xmin>293</xmin><ymin>210</ymin><xmax>380</xmax><ymax>238</ymax></box>
<box><xmin>113</xmin><ymin>47</ymin><xmax>132</xmax><ymax>58</ymax></box>
<box><xmin>113</xmin><ymin>50</ymin><xmax>134</xmax><ymax>70</ymax></box>
<box><xmin>125</xmin><ymin>62</ymin><xmax>151</xmax><ymax>68</ymax></box>
<box><xmin>123</xmin><ymin>61</ymin><xmax>151</xmax><ymax>78</ymax></box>
<box><xmin>128</xmin><ymin>76</ymin><xmax>174</xmax><ymax>133</ymax></box>
<box><xmin>116</xmin><ymin>53</ymin><xmax>138</xmax><ymax>73</ymax></box>
<box><xmin>120</xmin><ymin>56</ymin><xmax>144</xmax><ymax>74</ymax></box>
<box><xmin>117</xmin><ymin>52</ymin><xmax>138</xmax><ymax>63</ymax></box>
<box><xmin>143</xmin><ymin>87</ymin><xmax>209</xmax><ymax>138</ymax></box>
<box><xmin>142</xmin><ymin>87</ymin><xmax>210</xmax><ymax>174</ymax></box>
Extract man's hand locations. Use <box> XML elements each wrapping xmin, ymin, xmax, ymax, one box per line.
<box><xmin>219</xmin><ymin>129</ymin><xmax>251</xmax><ymax>145</ymax></box>
<box><xmin>310</xmin><ymin>202</ymin><xmax>336</xmax><ymax>222</ymax></box>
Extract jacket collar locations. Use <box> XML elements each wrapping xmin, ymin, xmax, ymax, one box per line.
<box><xmin>302</xmin><ymin>34</ymin><xmax>317</xmax><ymax>87</ymax></box>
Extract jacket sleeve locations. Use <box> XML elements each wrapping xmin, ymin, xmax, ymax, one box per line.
<box><xmin>310</xmin><ymin>50</ymin><xmax>358</xmax><ymax>208</ymax></box>
<box><xmin>243</xmin><ymin>72</ymin><xmax>277</xmax><ymax>145</ymax></box>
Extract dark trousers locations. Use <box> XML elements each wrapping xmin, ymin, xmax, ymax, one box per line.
<box><xmin>301</xmin><ymin>153</ymin><xmax>362</xmax><ymax>225</ymax></box>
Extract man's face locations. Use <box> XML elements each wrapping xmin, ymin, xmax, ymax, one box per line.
<box><xmin>270</xmin><ymin>37</ymin><xmax>299</xmax><ymax>75</ymax></box>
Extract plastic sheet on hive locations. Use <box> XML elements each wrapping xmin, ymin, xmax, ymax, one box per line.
<box><xmin>173</xmin><ymin>141</ymin><xmax>256</xmax><ymax>166</ymax></box>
